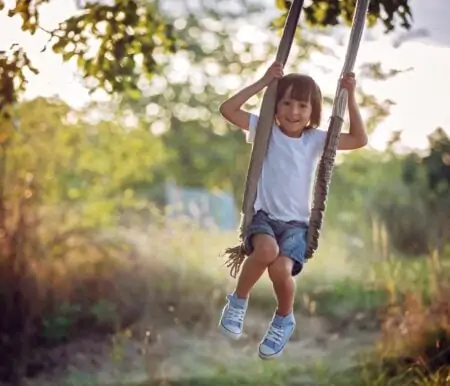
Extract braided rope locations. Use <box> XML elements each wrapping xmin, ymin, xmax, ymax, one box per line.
<box><xmin>305</xmin><ymin>0</ymin><xmax>370</xmax><ymax>259</ymax></box>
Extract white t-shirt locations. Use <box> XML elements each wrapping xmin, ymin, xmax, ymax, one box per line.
<box><xmin>246</xmin><ymin>113</ymin><xmax>327</xmax><ymax>224</ymax></box>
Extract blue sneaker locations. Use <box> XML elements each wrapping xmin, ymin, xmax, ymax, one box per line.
<box><xmin>258</xmin><ymin>312</ymin><xmax>296</xmax><ymax>359</ymax></box>
<box><xmin>218</xmin><ymin>293</ymin><xmax>248</xmax><ymax>340</ymax></box>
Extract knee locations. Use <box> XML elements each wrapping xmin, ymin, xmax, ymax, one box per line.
<box><xmin>268</xmin><ymin>256</ymin><xmax>293</xmax><ymax>284</ymax></box>
<box><xmin>252</xmin><ymin>235</ymin><xmax>279</xmax><ymax>266</ymax></box>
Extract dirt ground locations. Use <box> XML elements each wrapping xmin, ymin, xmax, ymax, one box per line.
<box><xmin>22</xmin><ymin>307</ymin><xmax>379</xmax><ymax>386</ymax></box>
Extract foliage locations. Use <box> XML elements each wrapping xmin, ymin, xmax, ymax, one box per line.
<box><xmin>3</xmin><ymin>98</ymin><xmax>167</xmax><ymax>227</ymax></box>
<box><xmin>326</xmin><ymin>127</ymin><xmax>450</xmax><ymax>258</ymax></box>
<box><xmin>379</xmin><ymin>287</ymin><xmax>450</xmax><ymax>378</ymax></box>
<box><xmin>0</xmin><ymin>0</ymin><xmax>413</xmax><ymax>102</ymax></box>
<box><xmin>0</xmin><ymin>203</ymin><xmax>232</xmax><ymax>382</ymax></box>
<box><xmin>0</xmin><ymin>46</ymin><xmax>38</xmax><ymax>143</ymax></box>
<box><xmin>349</xmin><ymin>271</ymin><xmax>449</xmax><ymax>386</ymax></box>
<box><xmin>275</xmin><ymin>0</ymin><xmax>413</xmax><ymax>32</ymax></box>
<box><xmin>378</xmin><ymin>129</ymin><xmax>450</xmax><ymax>257</ymax></box>
<box><xmin>3</xmin><ymin>0</ymin><xmax>177</xmax><ymax>97</ymax></box>
<box><xmin>0</xmin><ymin>0</ymin><xmax>414</xmax><ymax>210</ymax></box>
<box><xmin>401</xmin><ymin>128</ymin><xmax>450</xmax><ymax>253</ymax></box>
<box><xmin>0</xmin><ymin>96</ymin><xmax>169</xmax><ymax>382</ymax></box>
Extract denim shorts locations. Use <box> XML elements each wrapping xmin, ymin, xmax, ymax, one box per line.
<box><xmin>244</xmin><ymin>210</ymin><xmax>308</xmax><ymax>276</ymax></box>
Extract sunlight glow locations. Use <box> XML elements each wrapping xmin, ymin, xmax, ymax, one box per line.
<box><xmin>0</xmin><ymin>0</ymin><xmax>449</xmax><ymax>151</ymax></box>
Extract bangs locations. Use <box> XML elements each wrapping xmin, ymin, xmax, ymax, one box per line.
<box><xmin>277</xmin><ymin>74</ymin><xmax>316</xmax><ymax>102</ymax></box>
<box><xmin>289</xmin><ymin>77</ymin><xmax>315</xmax><ymax>101</ymax></box>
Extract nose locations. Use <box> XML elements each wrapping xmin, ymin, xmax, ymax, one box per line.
<box><xmin>290</xmin><ymin>104</ymin><xmax>301</xmax><ymax>116</ymax></box>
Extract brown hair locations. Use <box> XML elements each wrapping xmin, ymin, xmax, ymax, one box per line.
<box><xmin>275</xmin><ymin>74</ymin><xmax>322</xmax><ymax>128</ymax></box>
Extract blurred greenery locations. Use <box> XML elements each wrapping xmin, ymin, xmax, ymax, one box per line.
<box><xmin>1</xmin><ymin>0</ymin><xmax>412</xmax><ymax>101</ymax></box>
<box><xmin>0</xmin><ymin>0</ymin><xmax>449</xmax><ymax>385</ymax></box>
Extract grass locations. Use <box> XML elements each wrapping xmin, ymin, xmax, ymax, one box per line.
<box><xmin>127</xmin><ymin>222</ymin><xmax>450</xmax><ymax>386</ymax></box>
<box><xmin>1</xmin><ymin>205</ymin><xmax>449</xmax><ymax>385</ymax></box>
<box><xmin>65</xmin><ymin>364</ymin><xmax>450</xmax><ymax>386</ymax></box>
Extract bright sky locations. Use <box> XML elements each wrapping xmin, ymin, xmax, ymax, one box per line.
<box><xmin>1</xmin><ymin>0</ymin><xmax>449</xmax><ymax>151</ymax></box>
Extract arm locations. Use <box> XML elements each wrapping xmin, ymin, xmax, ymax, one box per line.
<box><xmin>219</xmin><ymin>62</ymin><xmax>283</xmax><ymax>131</ymax></box>
<box><xmin>338</xmin><ymin>73</ymin><xmax>368</xmax><ymax>151</ymax></box>
<box><xmin>219</xmin><ymin>79</ymin><xmax>267</xmax><ymax>130</ymax></box>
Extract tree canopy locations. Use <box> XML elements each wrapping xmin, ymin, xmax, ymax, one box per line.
<box><xmin>0</xmin><ymin>0</ymin><xmax>413</xmax><ymax>104</ymax></box>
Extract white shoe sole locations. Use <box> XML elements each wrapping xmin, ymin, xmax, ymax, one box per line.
<box><xmin>218</xmin><ymin>322</ymin><xmax>242</xmax><ymax>340</ymax></box>
<box><xmin>258</xmin><ymin>327</ymin><xmax>295</xmax><ymax>360</ymax></box>
<box><xmin>258</xmin><ymin>349</ymin><xmax>284</xmax><ymax>360</ymax></box>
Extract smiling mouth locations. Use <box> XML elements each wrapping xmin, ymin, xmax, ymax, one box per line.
<box><xmin>286</xmin><ymin>119</ymin><xmax>300</xmax><ymax>123</ymax></box>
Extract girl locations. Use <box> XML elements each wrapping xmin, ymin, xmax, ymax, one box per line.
<box><xmin>218</xmin><ymin>61</ymin><xmax>368</xmax><ymax>360</ymax></box>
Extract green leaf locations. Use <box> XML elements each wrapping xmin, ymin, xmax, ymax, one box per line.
<box><xmin>62</xmin><ymin>51</ymin><xmax>76</xmax><ymax>62</ymax></box>
<box><xmin>275</xmin><ymin>0</ymin><xmax>286</xmax><ymax>11</ymax></box>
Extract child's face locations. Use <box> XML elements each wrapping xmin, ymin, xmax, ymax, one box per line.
<box><xmin>275</xmin><ymin>85</ymin><xmax>312</xmax><ymax>137</ymax></box>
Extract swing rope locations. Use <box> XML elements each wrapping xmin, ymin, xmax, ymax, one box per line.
<box><xmin>223</xmin><ymin>0</ymin><xmax>304</xmax><ymax>278</ymax></box>
<box><xmin>223</xmin><ymin>0</ymin><xmax>370</xmax><ymax>278</ymax></box>
<box><xmin>305</xmin><ymin>0</ymin><xmax>370</xmax><ymax>258</ymax></box>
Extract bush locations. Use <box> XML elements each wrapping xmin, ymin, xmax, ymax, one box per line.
<box><xmin>0</xmin><ymin>186</ymin><xmax>233</xmax><ymax>383</ymax></box>
<box><xmin>0</xmin><ymin>200</ymin><xmax>143</xmax><ymax>382</ymax></box>
<box><xmin>375</xmin><ymin>280</ymin><xmax>450</xmax><ymax>383</ymax></box>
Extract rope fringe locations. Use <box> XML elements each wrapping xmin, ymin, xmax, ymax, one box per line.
<box><xmin>222</xmin><ymin>244</ymin><xmax>247</xmax><ymax>278</ymax></box>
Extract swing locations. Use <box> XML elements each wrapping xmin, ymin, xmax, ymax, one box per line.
<box><xmin>223</xmin><ymin>0</ymin><xmax>371</xmax><ymax>278</ymax></box>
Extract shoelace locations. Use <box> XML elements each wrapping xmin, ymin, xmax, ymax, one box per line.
<box><xmin>264</xmin><ymin>324</ymin><xmax>284</xmax><ymax>345</ymax></box>
<box><xmin>227</xmin><ymin>306</ymin><xmax>245</xmax><ymax>323</ymax></box>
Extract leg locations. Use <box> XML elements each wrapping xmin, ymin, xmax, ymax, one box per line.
<box><xmin>219</xmin><ymin>234</ymin><xmax>278</xmax><ymax>340</ymax></box>
<box><xmin>258</xmin><ymin>224</ymin><xmax>307</xmax><ymax>359</ymax></box>
<box><xmin>235</xmin><ymin>234</ymin><xmax>279</xmax><ymax>298</ymax></box>
<box><xmin>258</xmin><ymin>256</ymin><xmax>297</xmax><ymax>360</ymax></box>
<box><xmin>219</xmin><ymin>211</ymin><xmax>277</xmax><ymax>340</ymax></box>
<box><xmin>268</xmin><ymin>256</ymin><xmax>295</xmax><ymax>316</ymax></box>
